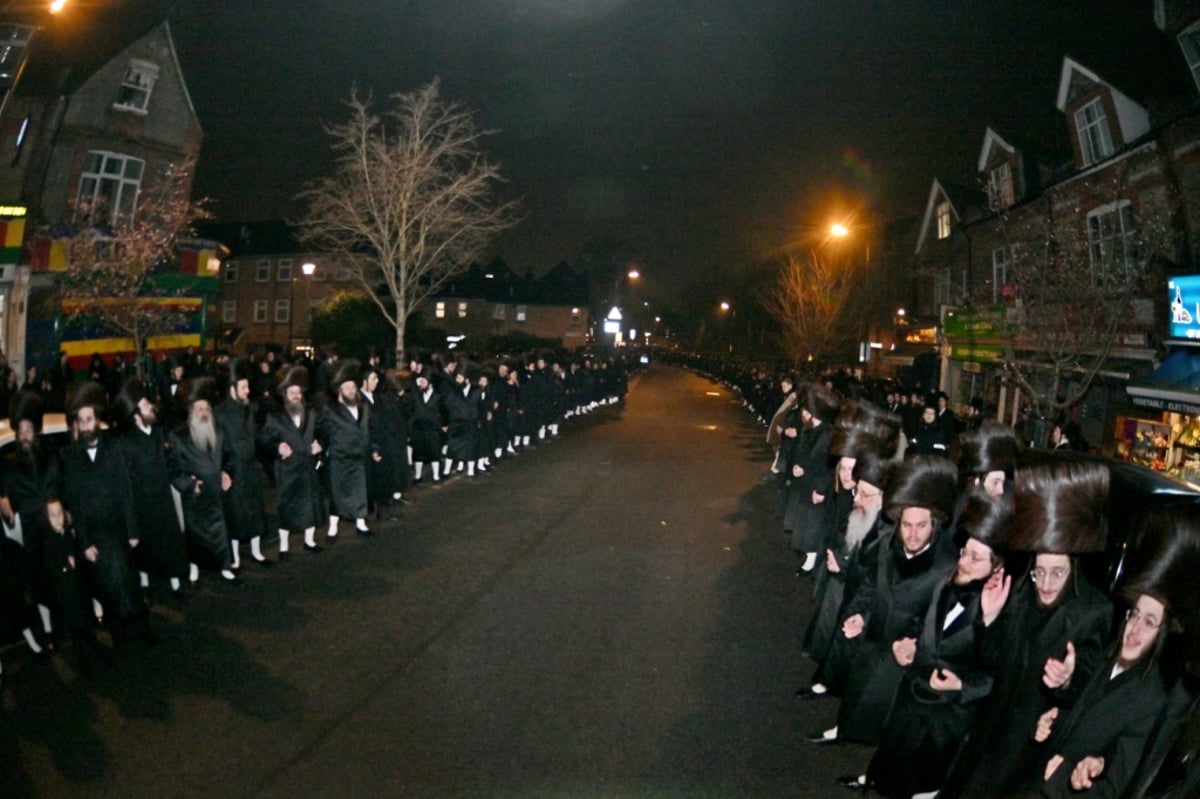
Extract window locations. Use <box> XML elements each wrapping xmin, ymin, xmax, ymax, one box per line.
<box><xmin>1179</xmin><ymin>27</ymin><xmax>1200</xmax><ymax>93</ymax></box>
<box><xmin>1075</xmin><ymin>98</ymin><xmax>1115</xmax><ymax>166</ymax></box>
<box><xmin>516</xmin><ymin>304</ymin><xmax>527</xmax><ymax>322</ymax></box>
<box><xmin>992</xmin><ymin>246</ymin><xmax>1010</xmax><ymax>303</ymax></box>
<box><xmin>223</xmin><ymin>261</ymin><xmax>239</xmax><ymax>283</ymax></box>
<box><xmin>989</xmin><ymin>162</ymin><xmax>1014</xmax><ymax>208</ymax></box>
<box><xmin>335</xmin><ymin>264</ymin><xmax>352</xmax><ymax>281</ymax></box>
<box><xmin>253</xmin><ymin>300</ymin><xmax>268</xmax><ymax>323</ymax></box>
<box><xmin>435</xmin><ymin>301</ymin><xmax>446</xmax><ymax>319</ymax></box>
<box><xmin>255</xmin><ymin>260</ymin><xmax>270</xmax><ymax>282</ymax></box>
<box><xmin>936</xmin><ymin>201</ymin><xmax>951</xmax><ymax>239</ymax></box>
<box><xmin>1087</xmin><ymin>201</ymin><xmax>1135</xmax><ymax>285</ymax></box>
<box><xmin>493</xmin><ymin>303</ymin><xmax>506</xmax><ymax>320</ymax></box>
<box><xmin>277</xmin><ymin>259</ymin><xmax>293</xmax><ymax>281</ymax></box>
<box><xmin>275</xmin><ymin>299</ymin><xmax>290</xmax><ymax>323</ymax></box>
<box><xmin>76</xmin><ymin>151</ymin><xmax>143</xmax><ymax>223</ymax></box>
<box><xmin>0</xmin><ymin>24</ymin><xmax>34</xmax><ymax>82</ymax></box>
<box><xmin>113</xmin><ymin>59</ymin><xmax>159</xmax><ymax>113</ymax></box>
<box><xmin>457</xmin><ymin>302</ymin><xmax>468</xmax><ymax>319</ymax></box>
<box><xmin>312</xmin><ymin>264</ymin><xmax>326</xmax><ymax>281</ymax></box>
<box><xmin>571</xmin><ymin>308</ymin><xmax>581</xmax><ymax>325</ymax></box>
<box><xmin>221</xmin><ymin>300</ymin><xmax>237</xmax><ymax>323</ymax></box>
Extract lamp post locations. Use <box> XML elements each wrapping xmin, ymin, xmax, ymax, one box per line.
<box><xmin>609</xmin><ymin>268</ymin><xmax>640</xmax><ymax>344</ymax></box>
<box><xmin>287</xmin><ymin>261</ymin><xmax>316</xmax><ymax>353</ymax></box>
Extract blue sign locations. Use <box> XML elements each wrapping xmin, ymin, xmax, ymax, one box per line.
<box><xmin>1168</xmin><ymin>275</ymin><xmax>1200</xmax><ymax>342</ymax></box>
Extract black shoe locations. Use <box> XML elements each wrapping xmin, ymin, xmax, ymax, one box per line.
<box><xmin>796</xmin><ymin>687</ymin><xmax>829</xmax><ymax>700</ymax></box>
<box><xmin>220</xmin><ymin>570</ymin><xmax>240</xmax><ymax>584</ymax></box>
<box><xmin>278</xmin><ymin>552</ymin><xmax>291</xmax><ymax>562</ymax></box>
<box><xmin>836</xmin><ymin>775</ymin><xmax>869</xmax><ymax>792</ymax></box>
<box><xmin>251</xmin><ymin>555</ymin><xmax>273</xmax><ymax>568</ymax></box>
<box><xmin>807</xmin><ymin>730</ymin><xmax>840</xmax><ymax>745</ymax></box>
<box><xmin>303</xmin><ymin>543</ymin><xmax>325</xmax><ymax>554</ymax></box>
<box><xmin>356</xmin><ymin>526</ymin><xmax>374</xmax><ymax>538</ymax></box>
<box><xmin>395</xmin><ymin>496</ymin><xmax>412</xmax><ymax>506</ymax></box>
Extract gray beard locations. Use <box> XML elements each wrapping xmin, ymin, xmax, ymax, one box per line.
<box><xmin>189</xmin><ymin>417</ymin><xmax>218</xmax><ymax>453</ymax></box>
<box><xmin>844</xmin><ymin>506</ymin><xmax>879</xmax><ymax>553</ymax></box>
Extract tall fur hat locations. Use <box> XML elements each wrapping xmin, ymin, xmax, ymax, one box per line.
<box><xmin>853</xmin><ymin>451</ymin><xmax>893</xmax><ymax>493</ymax></box>
<box><xmin>112</xmin><ymin>378</ymin><xmax>151</xmax><ymax>430</ymax></box>
<box><xmin>885</xmin><ymin>455</ymin><xmax>958</xmax><ymax>523</ymax></box>
<box><xmin>831</xmin><ymin>399</ymin><xmax>902</xmax><ymax>459</ymax></box>
<box><xmin>277</xmin><ymin>365</ymin><xmax>309</xmax><ymax>396</ymax></box>
<box><xmin>67</xmin><ymin>380</ymin><xmax>108</xmax><ymax>420</ymax></box>
<box><xmin>228</xmin><ymin>356</ymin><xmax>254</xmax><ymax>387</ymax></box>
<box><xmin>958</xmin><ymin>421</ymin><xmax>1020</xmax><ymax>478</ymax></box>
<box><xmin>10</xmin><ymin>389</ymin><xmax>45</xmax><ymax>433</ymax></box>
<box><xmin>181</xmin><ymin>376</ymin><xmax>220</xmax><ymax>409</ymax></box>
<box><xmin>1120</xmin><ymin>510</ymin><xmax>1200</xmax><ymax>620</ymax></box>
<box><xmin>331</xmin><ymin>358</ymin><xmax>361</xmax><ymax>390</ymax></box>
<box><xmin>803</xmin><ymin>383</ymin><xmax>842</xmax><ymax>425</ymax></box>
<box><xmin>830</xmin><ymin>427</ymin><xmax>882</xmax><ymax>460</ymax></box>
<box><xmin>1009</xmin><ymin>462</ymin><xmax>1109</xmax><ymax>554</ymax></box>
<box><xmin>957</xmin><ymin>487</ymin><xmax>1012</xmax><ymax>555</ymax></box>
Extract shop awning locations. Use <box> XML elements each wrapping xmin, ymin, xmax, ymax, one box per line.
<box><xmin>1126</xmin><ymin>349</ymin><xmax>1200</xmax><ymax>415</ymax></box>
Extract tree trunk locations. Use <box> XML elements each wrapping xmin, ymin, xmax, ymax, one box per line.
<box><xmin>394</xmin><ymin>314</ymin><xmax>406</xmax><ymax>366</ymax></box>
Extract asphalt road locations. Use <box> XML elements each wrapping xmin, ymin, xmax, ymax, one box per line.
<box><xmin>1</xmin><ymin>363</ymin><xmax>872</xmax><ymax>798</ymax></box>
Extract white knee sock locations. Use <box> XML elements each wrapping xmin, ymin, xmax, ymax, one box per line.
<box><xmin>189</xmin><ymin>562</ymin><xmax>199</xmax><ymax>583</ymax></box>
<box><xmin>279</xmin><ymin>528</ymin><xmax>290</xmax><ymax>553</ymax></box>
<box><xmin>38</xmin><ymin>604</ymin><xmax>52</xmax><ymax>635</ymax></box>
<box><xmin>22</xmin><ymin>627</ymin><xmax>42</xmax><ymax>654</ymax></box>
<box><xmin>140</xmin><ymin>571</ymin><xmax>150</xmax><ymax>588</ymax></box>
<box><xmin>304</xmin><ymin>526</ymin><xmax>317</xmax><ymax>546</ymax></box>
<box><xmin>251</xmin><ymin>536</ymin><xmax>264</xmax><ymax>560</ymax></box>
<box><xmin>414</xmin><ymin>462</ymin><xmax>424</xmax><ymax>480</ymax></box>
<box><xmin>170</xmin><ymin>577</ymin><xmax>181</xmax><ymax>591</ymax></box>
<box><xmin>327</xmin><ymin>515</ymin><xmax>340</xmax><ymax>538</ymax></box>
<box><xmin>230</xmin><ymin>540</ymin><xmax>241</xmax><ymax>568</ymax></box>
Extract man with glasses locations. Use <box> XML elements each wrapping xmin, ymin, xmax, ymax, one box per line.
<box><xmin>939</xmin><ymin>462</ymin><xmax>1112</xmax><ymax>799</ymax></box>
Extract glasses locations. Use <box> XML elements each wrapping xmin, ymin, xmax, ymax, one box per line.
<box><xmin>856</xmin><ymin>487</ymin><xmax>882</xmax><ymax>500</ymax></box>
<box><xmin>1126</xmin><ymin>607</ymin><xmax>1162</xmax><ymax>631</ymax></box>
<box><xmin>1030</xmin><ymin>567</ymin><xmax>1069</xmax><ymax>584</ymax></box>
<box><xmin>959</xmin><ymin>547</ymin><xmax>992</xmax><ymax>564</ymax></box>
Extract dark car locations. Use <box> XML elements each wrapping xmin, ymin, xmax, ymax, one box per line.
<box><xmin>1017</xmin><ymin>447</ymin><xmax>1200</xmax><ymax>596</ymax></box>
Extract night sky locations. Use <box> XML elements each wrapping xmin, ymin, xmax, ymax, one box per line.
<box><xmin>168</xmin><ymin>1</ymin><xmax>1182</xmax><ymax>296</ymax></box>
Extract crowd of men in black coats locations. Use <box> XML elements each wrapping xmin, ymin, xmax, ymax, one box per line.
<box><xmin>0</xmin><ymin>346</ymin><xmax>631</xmax><ymax>686</ymax></box>
<box><xmin>726</xmin><ymin>368</ymin><xmax>1200</xmax><ymax>799</ymax></box>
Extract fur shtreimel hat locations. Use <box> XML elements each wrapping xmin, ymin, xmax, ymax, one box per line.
<box><xmin>958</xmin><ymin>421</ymin><xmax>1020</xmax><ymax>478</ymax></box>
<box><xmin>10</xmin><ymin>389</ymin><xmax>44</xmax><ymax>433</ymax></box>
<box><xmin>112</xmin><ymin>378</ymin><xmax>150</xmax><ymax>429</ymax></box>
<box><xmin>277</xmin><ymin>365</ymin><xmax>309</xmax><ymax>396</ymax></box>
<box><xmin>331</xmin><ymin>358</ymin><xmax>361</xmax><ymax>390</ymax></box>
<box><xmin>957</xmin><ymin>487</ymin><xmax>1012</xmax><ymax>555</ymax></box>
<box><xmin>804</xmin><ymin>383</ymin><xmax>842</xmax><ymax>425</ymax></box>
<box><xmin>1120</xmin><ymin>510</ymin><xmax>1200</xmax><ymax>619</ymax></box>
<box><xmin>885</xmin><ymin>455</ymin><xmax>958</xmax><ymax>523</ymax></box>
<box><xmin>853</xmin><ymin>451</ymin><xmax>893</xmax><ymax>494</ymax></box>
<box><xmin>831</xmin><ymin>399</ymin><xmax>902</xmax><ymax>459</ymax></box>
<box><xmin>181</xmin><ymin>376</ymin><xmax>220</xmax><ymax>409</ymax></box>
<box><xmin>228</xmin><ymin>356</ymin><xmax>254</xmax><ymax>387</ymax></box>
<box><xmin>67</xmin><ymin>381</ymin><xmax>108</xmax><ymax>421</ymax></box>
<box><xmin>1009</xmin><ymin>462</ymin><xmax>1109</xmax><ymax>554</ymax></box>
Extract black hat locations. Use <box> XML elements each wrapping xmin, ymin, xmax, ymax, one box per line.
<box><xmin>228</xmin><ymin>356</ymin><xmax>253</xmax><ymax>386</ymax></box>
<box><xmin>1009</xmin><ymin>462</ymin><xmax>1109</xmax><ymax>554</ymax></box>
<box><xmin>885</xmin><ymin>455</ymin><xmax>958</xmax><ymax>523</ymax></box>
<box><xmin>331</xmin><ymin>358</ymin><xmax>361</xmax><ymax>390</ymax></box>
<box><xmin>67</xmin><ymin>381</ymin><xmax>108</xmax><ymax>420</ymax></box>
<box><xmin>853</xmin><ymin>451</ymin><xmax>893</xmax><ymax>493</ymax></box>
<box><xmin>10</xmin><ymin>389</ymin><xmax>44</xmax><ymax>433</ymax></box>
<box><xmin>112</xmin><ymin>378</ymin><xmax>151</xmax><ymax>429</ymax></box>
<box><xmin>182</xmin><ymin>376</ymin><xmax>220</xmax><ymax>408</ymax></box>
<box><xmin>804</xmin><ymin>383</ymin><xmax>842</xmax><ymax>425</ymax></box>
<box><xmin>831</xmin><ymin>399</ymin><xmax>902</xmax><ymax>459</ymax></box>
<box><xmin>1120</xmin><ymin>510</ymin><xmax>1200</xmax><ymax>618</ymax></box>
<box><xmin>277</xmin><ymin>365</ymin><xmax>309</xmax><ymax>396</ymax></box>
<box><xmin>957</xmin><ymin>487</ymin><xmax>1012</xmax><ymax>554</ymax></box>
<box><xmin>958</xmin><ymin>421</ymin><xmax>1019</xmax><ymax>478</ymax></box>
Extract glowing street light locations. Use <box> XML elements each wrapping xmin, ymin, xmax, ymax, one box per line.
<box><xmin>719</xmin><ymin>301</ymin><xmax>731</xmax><ymax>311</ymax></box>
<box><xmin>830</xmin><ymin>222</ymin><xmax>850</xmax><ymax>238</ymax></box>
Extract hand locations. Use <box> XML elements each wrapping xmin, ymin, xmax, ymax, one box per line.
<box><xmin>929</xmin><ymin>668</ymin><xmax>962</xmax><ymax>692</ymax></box>
<box><xmin>278</xmin><ymin>442</ymin><xmax>293</xmax><ymax>459</ymax></box>
<box><xmin>85</xmin><ymin>545</ymin><xmax>99</xmax><ymax>563</ymax></box>
<box><xmin>1044</xmin><ymin>754</ymin><xmax>1064</xmax><ymax>782</ymax></box>
<box><xmin>1044</xmin><ymin>641</ymin><xmax>1076</xmax><ymax>689</ymax></box>
<box><xmin>981</xmin><ymin>568</ymin><xmax>1012</xmax><ymax>626</ymax></box>
<box><xmin>792</xmin><ymin>465</ymin><xmax>804</xmax><ymax>477</ymax></box>
<box><xmin>1070</xmin><ymin>756</ymin><xmax>1105</xmax><ymax>790</ymax></box>
<box><xmin>221</xmin><ymin>471</ymin><xmax>232</xmax><ymax>492</ymax></box>
<box><xmin>1035</xmin><ymin>707</ymin><xmax>1059</xmax><ymax>743</ymax></box>
<box><xmin>811</xmin><ymin>491</ymin><xmax>826</xmax><ymax>505</ymax></box>
<box><xmin>311</xmin><ymin>440</ymin><xmax>322</xmax><ymax>456</ymax></box>
<box><xmin>842</xmin><ymin>614</ymin><xmax>865</xmax><ymax>639</ymax></box>
<box><xmin>892</xmin><ymin>637</ymin><xmax>917</xmax><ymax>666</ymax></box>
<box><xmin>128</xmin><ymin>538</ymin><xmax>139</xmax><ymax>548</ymax></box>
<box><xmin>193</xmin><ymin>478</ymin><xmax>203</xmax><ymax>495</ymax></box>
<box><xmin>825</xmin><ymin>549</ymin><xmax>840</xmax><ymax>573</ymax></box>
<box><xmin>372</xmin><ymin>452</ymin><xmax>383</xmax><ymax>462</ymax></box>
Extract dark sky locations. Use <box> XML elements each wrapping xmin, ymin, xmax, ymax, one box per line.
<box><xmin>169</xmin><ymin>1</ymin><xmax>1182</xmax><ymax>293</ymax></box>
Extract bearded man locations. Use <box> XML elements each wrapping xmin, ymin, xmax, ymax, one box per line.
<box><xmin>317</xmin><ymin>359</ymin><xmax>379</xmax><ymax>539</ymax></box>
<box><xmin>167</xmin><ymin>377</ymin><xmax>236</xmax><ymax>584</ymax></box>
<box><xmin>259</xmin><ymin>366</ymin><xmax>325</xmax><ymax>557</ymax></box>
<box><xmin>215</xmin><ymin>358</ymin><xmax>271</xmax><ymax>568</ymax></box>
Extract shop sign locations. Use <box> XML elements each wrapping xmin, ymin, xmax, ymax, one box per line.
<box><xmin>944</xmin><ymin>305</ymin><xmax>1006</xmax><ymax>363</ymax></box>
<box><xmin>1130</xmin><ymin>393</ymin><xmax>1200</xmax><ymax>416</ymax></box>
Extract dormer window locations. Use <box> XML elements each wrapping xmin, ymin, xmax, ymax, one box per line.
<box><xmin>1074</xmin><ymin>98</ymin><xmax>1114</xmax><ymax>166</ymax></box>
<box><xmin>1179</xmin><ymin>26</ymin><xmax>1200</xmax><ymax>94</ymax></box>
<box><xmin>936</xmin><ymin>200</ymin><xmax>951</xmax><ymax>239</ymax></box>
<box><xmin>113</xmin><ymin>59</ymin><xmax>159</xmax><ymax>114</ymax></box>
<box><xmin>989</xmin><ymin>162</ymin><xmax>1014</xmax><ymax>209</ymax></box>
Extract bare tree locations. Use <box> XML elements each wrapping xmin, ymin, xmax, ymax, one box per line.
<box><xmin>60</xmin><ymin>157</ymin><xmax>209</xmax><ymax>380</ymax></box>
<box><xmin>760</xmin><ymin>250</ymin><xmax>866</xmax><ymax>368</ymax></box>
<box><xmin>298</xmin><ymin>80</ymin><xmax>519</xmax><ymax>361</ymax></box>
<box><xmin>993</xmin><ymin>167</ymin><xmax>1177</xmax><ymax>421</ymax></box>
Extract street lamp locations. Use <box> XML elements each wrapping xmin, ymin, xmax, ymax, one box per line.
<box><xmin>287</xmin><ymin>261</ymin><xmax>317</xmax><ymax>353</ymax></box>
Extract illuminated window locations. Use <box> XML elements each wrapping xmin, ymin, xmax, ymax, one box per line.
<box><xmin>277</xmin><ymin>259</ymin><xmax>292</xmax><ymax>281</ymax></box>
<box><xmin>992</xmin><ymin>246</ymin><xmax>1010</xmax><ymax>303</ymax></box>
<box><xmin>113</xmin><ymin>59</ymin><xmax>159</xmax><ymax>113</ymax></box>
<box><xmin>989</xmin><ymin>163</ymin><xmax>1014</xmax><ymax>208</ymax></box>
<box><xmin>457</xmin><ymin>301</ymin><xmax>468</xmax><ymax>318</ymax></box>
<box><xmin>221</xmin><ymin>300</ymin><xmax>236</xmax><ymax>323</ymax></box>
<box><xmin>76</xmin><ymin>151</ymin><xmax>143</xmax><ymax>223</ymax></box>
<box><xmin>1087</xmin><ymin>201</ymin><xmax>1135</xmax><ymax>286</ymax></box>
<box><xmin>255</xmin><ymin>260</ymin><xmax>270</xmax><ymax>282</ymax></box>
<box><xmin>1075</xmin><ymin>98</ymin><xmax>1114</xmax><ymax>166</ymax></box>
<box><xmin>223</xmin><ymin>261</ymin><xmax>239</xmax><ymax>283</ymax></box>
<box><xmin>435</xmin><ymin>301</ymin><xmax>446</xmax><ymax>319</ymax></box>
<box><xmin>275</xmin><ymin>299</ymin><xmax>290</xmax><ymax>323</ymax></box>
<box><xmin>253</xmin><ymin>300</ymin><xmax>268</xmax><ymax>323</ymax></box>
<box><xmin>516</xmin><ymin>305</ymin><xmax>527</xmax><ymax>322</ymax></box>
<box><xmin>571</xmin><ymin>308</ymin><xmax>581</xmax><ymax>325</ymax></box>
<box><xmin>936</xmin><ymin>201</ymin><xmax>951</xmax><ymax>239</ymax></box>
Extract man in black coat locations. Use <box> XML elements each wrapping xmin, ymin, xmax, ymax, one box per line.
<box><xmin>809</xmin><ymin>455</ymin><xmax>958</xmax><ymax>747</ymax></box>
<box><xmin>167</xmin><ymin>377</ymin><xmax>237</xmax><ymax>584</ymax></box>
<box><xmin>784</xmin><ymin>384</ymin><xmax>841</xmax><ymax>574</ymax></box>
<box><xmin>58</xmin><ymin>382</ymin><xmax>156</xmax><ymax>646</ymax></box>
<box><xmin>111</xmin><ymin>378</ymin><xmax>188</xmax><ymax>599</ymax></box>
<box><xmin>317</xmin><ymin>359</ymin><xmax>379</xmax><ymax>539</ymax></box>
<box><xmin>215</xmin><ymin>359</ymin><xmax>271</xmax><ymax>568</ymax></box>
<box><xmin>259</xmin><ymin>366</ymin><xmax>325</xmax><ymax>556</ymax></box>
<box><xmin>406</xmin><ymin>372</ymin><xmax>444</xmax><ymax>482</ymax></box>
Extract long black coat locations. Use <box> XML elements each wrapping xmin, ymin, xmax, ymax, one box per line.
<box><xmin>40</xmin><ymin>522</ymin><xmax>89</xmax><ymax>634</ymax></box>
<box><xmin>364</xmin><ymin>389</ymin><xmax>407</xmax><ymax>499</ymax></box>
<box><xmin>1</xmin><ymin>442</ymin><xmax>59</xmax><ymax>604</ymax></box>
<box><xmin>215</xmin><ymin>400</ymin><xmax>268</xmax><ymax>543</ymax></box>
<box><xmin>317</xmin><ymin>401</ymin><xmax>374</xmax><ymax>519</ymax></box>
<box><xmin>58</xmin><ymin>437</ymin><xmax>142</xmax><ymax>620</ymax></box>
<box><xmin>444</xmin><ymin>384</ymin><xmax>480</xmax><ymax>462</ymax></box>
<box><xmin>115</xmin><ymin>426</ymin><xmax>187</xmax><ymax>580</ymax></box>
<box><xmin>836</xmin><ymin>529</ymin><xmax>956</xmax><ymax>744</ymax></box>
<box><xmin>814</xmin><ymin>515</ymin><xmax>884</xmax><ymax>694</ymax></box>
<box><xmin>940</xmin><ymin>575</ymin><xmax>1113</xmax><ymax>799</ymax></box>
<box><xmin>168</xmin><ymin>428</ymin><xmax>232</xmax><ymax>570</ymax></box>
<box><xmin>803</xmin><ymin>486</ymin><xmax>856</xmax><ymax>660</ymax></box>
<box><xmin>868</xmin><ymin>577</ymin><xmax>994</xmax><ymax>798</ymax></box>
<box><xmin>259</xmin><ymin>406</ymin><xmax>324</xmax><ymax>530</ymax></box>
<box><xmin>405</xmin><ymin>387</ymin><xmax>443</xmax><ymax>463</ymax></box>
<box><xmin>784</xmin><ymin>421</ymin><xmax>834</xmax><ymax>551</ymax></box>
